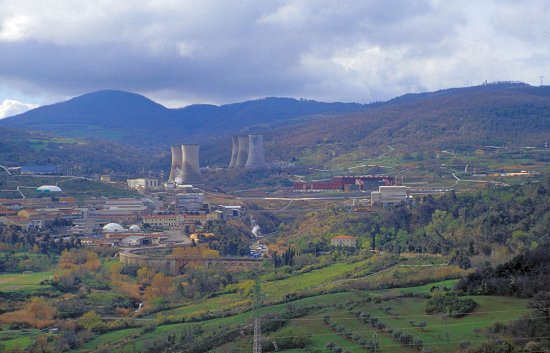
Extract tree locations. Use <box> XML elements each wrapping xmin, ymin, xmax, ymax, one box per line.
<box><xmin>32</xmin><ymin>335</ymin><xmax>49</xmax><ymax>353</ymax></box>
<box><xmin>28</xmin><ymin>297</ymin><xmax>57</xmax><ymax>321</ymax></box>
<box><xmin>529</xmin><ymin>291</ymin><xmax>550</xmax><ymax>323</ymax></box>
<box><xmin>78</xmin><ymin>311</ymin><xmax>104</xmax><ymax>332</ymax></box>
<box><xmin>144</xmin><ymin>273</ymin><xmax>174</xmax><ymax>302</ymax></box>
<box><xmin>83</xmin><ymin>251</ymin><xmax>101</xmax><ymax>271</ymax></box>
<box><xmin>137</xmin><ymin>267</ymin><xmax>155</xmax><ymax>287</ymax></box>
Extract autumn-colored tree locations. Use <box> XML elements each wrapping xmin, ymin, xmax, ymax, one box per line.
<box><xmin>109</xmin><ymin>262</ymin><xmax>123</xmax><ymax>281</ymax></box>
<box><xmin>78</xmin><ymin>310</ymin><xmax>104</xmax><ymax>332</ymax></box>
<box><xmin>32</xmin><ymin>335</ymin><xmax>49</xmax><ymax>353</ymax></box>
<box><xmin>172</xmin><ymin>246</ymin><xmax>219</xmax><ymax>258</ymax></box>
<box><xmin>0</xmin><ymin>296</ymin><xmax>57</xmax><ymax>329</ymax></box>
<box><xmin>137</xmin><ymin>266</ymin><xmax>155</xmax><ymax>286</ymax></box>
<box><xmin>83</xmin><ymin>251</ymin><xmax>101</xmax><ymax>271</ymax></box>
<box><xmin>59</xmin><ymin>249</ymin><xmax>89</xmax><ymax>270</ymax></box>
<box><xmin>28</xmin><ymin>297</ymin><xmax>57</xmax><ymax>321</ymax></box>
<box><xmin>110</xmin><ymin>262</ymin><xmax>141</xmax><ymax>299</ymax></box>
<box><xmin>144</xmin><ymin>273</ymin><xmax>174</xmax><ymax>302</ymax></box>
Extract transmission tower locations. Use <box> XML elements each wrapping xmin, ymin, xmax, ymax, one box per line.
<box><xmin>253</xmin><ymin>317</ymin><xmax>262</xmax><ymax>353</ymax></box>
<box><xmin>252</xmin><ymin>277</ymin><xmax>262</xmax><ymax>353</ymax></box>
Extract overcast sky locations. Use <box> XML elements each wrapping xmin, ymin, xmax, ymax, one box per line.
<box><xmin>1</xmin><ymin>0</ymin><xmax>549</xmax><ymax>118</ymax></box>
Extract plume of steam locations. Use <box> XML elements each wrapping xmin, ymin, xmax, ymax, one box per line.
<box><xmin>252</xmin><ymin>224</ymin><xmax>261</xmax><ymax>237</ymax></box>
<box><xmin>250</xmin><ymin>216</ymin><xmax>261</xmax><ymax>237</ymax></box>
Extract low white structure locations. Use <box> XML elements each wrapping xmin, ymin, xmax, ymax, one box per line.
<box><xmin>35</xmin><ymin>185</ymin><xmax>63</xmax><ymax>193</ymax></box>
<box><xmin>371</xmin><ymin>186</ymin><xmax>409</xmax><ymax>206</ymax></box>
<box><xmin>120</xmin><ymin>235</ymin><xmax>151</xmax><ymax>247</ymax></box>
<box><xmin>127</xmin><ymin>178</ymin><xmax>159</xmax><ymax>190</ymax></box>
<box><xmin>102</xmin><ymin>222</ymin><xmax>126</xmax><ymax>233</ymax></box>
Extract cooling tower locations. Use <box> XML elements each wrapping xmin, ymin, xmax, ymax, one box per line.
<box><xmin>234</xmin><ymin>136</ymin><xmax>248</xmax><ymax>167</ymax></box>
<box><xmin>229</xmin><ymin>136</ymin><xmax>238</xmax><ymax>168</ymax></box>
<box><xmin>245</xmin><ymin>134</ymin><xmax>268</xmax><ymax>168</ymax></box>
<box><xmin>168</xmin><ymin>145</ymin><xmax>183</xmax><ymax>182</ymax></box>
<box><xmin>181</xmin><ymin>144</ymin><xmax>202</xmax><ymax>184</ymax></box>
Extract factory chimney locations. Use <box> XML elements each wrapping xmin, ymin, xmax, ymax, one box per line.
<box><xmin>168</xmin><ymin>145</ymin><xmax>183</xmax><ymax>182</ymax></box>
<box><xmin>181</xmin><ymin>144</ymin><xmax>202</xmax><ymax>184</ymax></box>
<box><xmin>245</xmin><ymin>134</ymin><xmax>268</xmax><ymax>168</ymax></box>
<box><xmin>234</xmin><ymin>136</ymin><xmax>249</xmax><ymax>167</ymax></box>
<box><xmin>229</xmin><ymin>136</ymin><xmax>239</xmax><ymax>168</ymax></box>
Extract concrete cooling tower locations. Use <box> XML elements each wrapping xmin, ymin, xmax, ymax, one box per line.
<box><xmin>181</xmin><ymin>144</ymin><xmax>202</xmax><ymax>184</ymax></box>
<box><xmin>234</xmin><ymin>136</ymin><xmax>249</xmax><ymax>167</ymax></box>
<box><xmin>168</xmin><ymin>145</ymin><xmax>183</xmax><ymax>182</ymax></box>
<box><xmin>245</xmin><ymin>134</ymin><xmax>268</xmax><ymax>168</ymax></box>
<box><xmin>229</xmin><ymin>136</ymin><xmax>239</xmax><ymax>168</ymax></box>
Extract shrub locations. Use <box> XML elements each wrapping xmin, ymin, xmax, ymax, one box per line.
<box><xmin>425</xmin><ymin>293</ymin><xmax>476</xmax><ymax>318</ymax></box>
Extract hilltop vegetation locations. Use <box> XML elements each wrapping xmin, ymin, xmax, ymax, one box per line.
<box><xmin>0</xmin><ymin>91</ymin><xmax>366</xmax><ymax>144</ymax></box>
<box><xmin>1</xmin><ymin>82</ymin><xmax>549</xmax><ymax>172</ymax></box>
<box><xmin>264</xmin><ymin>83</ymin><xmax>550</xmax><ymax>166</ymax></box>
<box><xmin>280</xmin><ymin>178</ymin><xmax>549</xmax><ymax>270</ymax></box>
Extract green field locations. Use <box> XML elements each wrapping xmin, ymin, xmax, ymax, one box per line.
<box><xmin>0</xmin><ymin>253</ymin><xmax>531</xmax><ymax>352</ymax></box>
<box><xmin>206</xmin><ymin>294</ymin><xmax>528</xmax><ymax>353</ymax></box>
<box><xmin>0</xmin><ymin>271</ymin><xmax>55</xmax><ymax>292</ymax></box>
<box><xmin>73</xmin><ymin>275</ymin><xmax>527</xmax><ymax>353</ymax></box>
<box><xmin>0</xmin><ymin>329</ymin><xmax>43</xmax><ymax>351</ymax></box>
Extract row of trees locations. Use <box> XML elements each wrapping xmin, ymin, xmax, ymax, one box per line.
<box><xmin>0</xmin><ymin>223</ymin><xmax>80</xmax><ymax>258</ymax></box>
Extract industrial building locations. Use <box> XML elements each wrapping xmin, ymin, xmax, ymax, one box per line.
<box><xmin>245</xmin><ymin>135</ymin><xmax>268</xmax><ymax>168</ymax></box>
<box><xmin>142</xmin><ymin>214</ymin><xmax>179</xmax><ymax>227</ymax></box>
<box><xmin>229</xmin><ymin>134</ymin><xmax>268</xmax><ymax>168</ymax></box>
<box><xmin>35</xmin><ymin>185</ymin><xmax>63</xmax><ymax>193</ymax></box>
<box><xmin>127</xmin><ymin>178</ymin><xmax>159</xmax><ymax>190</ymax></box>
<box><xmin>234</xmin><ymin>136</ymin><xmax>249</xmax><ymax>167</ymax></box>
<box><xmin>371</xmin><ymin>186</ymin><xmax>410</xmax><ymax>206</ymax></box>
<box><xmin>181</xmin><ymin>144</ymin><xmax>201</xmax><ymax>184</ymax></box>
<box><xmin>168</xmin><ymin>145</ymin><xmax>182</xmax><ymax>182</ymax></box>
<box><xmin>168</xmin><ymin>144</ymin><xmax>201</xmax><ymax>184</ymax></box>
<box><xmin>120</xmin><ymin>235</ymin><xmax>151</xmax><ymax>247</ymax></box>
<box><xmin>178</xmin><ymin>193</ymin><xmax>205</xmax><ymax>213</ymax></box>
<box><xmin>20</xmin><ymin>165</ymin><xmax>59</xmax><ymax>175</ymax></box>
<box><xmin>293</xmin><ymin>175</ymin><xmax>395</xmax><ymax>192</ymax></box>
<box><xmin>229</xmin><ymin>136</ymin><xmax>239</xmax><ymax>167</ymax></box>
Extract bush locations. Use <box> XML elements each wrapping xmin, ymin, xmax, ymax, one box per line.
<box><xmin>120</xmin><ymin>264</ymin><xmax>140</xmax><ymax>276</ymax></box>
<box><xmin>263</xmin><ymin>326</ymin><xmax>311</xmax><ymax>352</ymax></box>
<box><xmin>425</xmin><ymin>294</ymin><xmax>476</xmax><ymax>318</ymax></box>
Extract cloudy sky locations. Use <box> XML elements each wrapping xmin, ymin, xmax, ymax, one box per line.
<box><xmin>0</xmin><ymin>0</ymin><xmax>549</xmax><ymax>118</ymax></box>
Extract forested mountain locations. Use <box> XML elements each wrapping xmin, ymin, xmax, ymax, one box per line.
<box><xmin>1</xmin><ymin>82</ymin><xmax>549</xmax><ymax>169</ymax></box>
<box><xmin>262</xmin><ymin>82</ymin><xmax>550</xmax><ymax>164</ymax></box>
<box><xmin>0</xmin><ymin>91</ymin><xmax>366</xmax><ymax>143</ymax></box>
<box><xmin>0</xmin><ymin>126</ymin><xmax>156</xmax><ymax>175</ymax></box>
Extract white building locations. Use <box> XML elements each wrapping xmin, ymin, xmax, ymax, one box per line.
<box><xmin>178</xmin><ymin>193</ymin><xmax>205</xmax><ymax>212</ymax></box>
<box><xmin>127</xmin><ymin>178</ymin><xmax>159</xmax><ymax>190</ymax></box>
<box><xmin>371</xmin><ymin>186</ymin><xmax>410</xmax><ymax>206</ymax></box>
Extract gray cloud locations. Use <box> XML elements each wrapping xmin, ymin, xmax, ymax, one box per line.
<box><xmin>0</xmin><ymin>0</ymin><xmax>548</xmax><ymax>108</ymax></box>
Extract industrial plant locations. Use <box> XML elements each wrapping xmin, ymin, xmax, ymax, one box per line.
<box><xmin>168</xmin><ymin>144</ymin><xmax>202</xmax><ymax>185</ymax></box>
<box><xmin>229</xmin><ymin>134</ymin><xmax>268</xmax><ymax>169</ymax></box>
